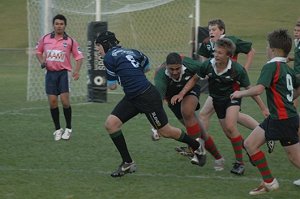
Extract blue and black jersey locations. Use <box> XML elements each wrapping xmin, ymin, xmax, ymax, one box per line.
<box><xmin>103</xmin><ymin>46</ymin><xmax>151</xmax><ymax>98</ymax></box>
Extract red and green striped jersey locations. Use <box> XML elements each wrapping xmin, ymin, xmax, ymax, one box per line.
<box><xmin>257</xmin><ymin>57</ymin><xmax>300</xmax><ymax>120</ymax></box>
<box><xmin>196</xmin><ymin>58</ymin><xmax>250</xmax><ymax>100</ymax></box>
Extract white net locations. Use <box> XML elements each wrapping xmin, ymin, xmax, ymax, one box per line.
<box><xmin>27</xmin><ymin>0</ymin><xmax>195</xmax><ymax>101</ymax></box>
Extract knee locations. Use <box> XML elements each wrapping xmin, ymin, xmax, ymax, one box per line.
<box><xmin>49</xmin><ymin>99</ymin><xmax>58</xmax><ymax>109</ymax></box>
<box><xmin>104</xmin><ymin>116</ymin><xmax>121</xmax><ymax>133</ymax></box>
<box><xmin>243</xmin><ymin>139</ymin><xmax>253</xmax><ymax>153</ymax></box>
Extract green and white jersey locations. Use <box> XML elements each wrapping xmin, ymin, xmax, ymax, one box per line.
<box><xmin>257</xmin><ymin>57</ymin><xmax>300</xmax><ymax>120</ymax></box>
<box><xmin>196</xmin><ymin>58</ymin><xmax>250</xmax><ymax>101</ymax></box>
<box><xmin>294</xmin><ymin>39</ymin><xmax>300</xmax><ymax>74</ymax></box>
<box><xmin>197</xmin><ymin>35</ymin><xmax>252</xmax><ymax>61</ymax></box>
<box><xmin>154</xmin><ymin>56</ymin><xmax>201</xmax><ymax>101</ymax></box>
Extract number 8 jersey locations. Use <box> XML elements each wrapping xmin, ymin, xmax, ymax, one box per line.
<box><xmin>103</xmin><ymin>46</ymin><xmax>151</xmax><ymax>99</ymax></box>
<box><xmin>257</xmin><ymin>57</ymin><xmax>300</xmax><ymax>120</ymax></box>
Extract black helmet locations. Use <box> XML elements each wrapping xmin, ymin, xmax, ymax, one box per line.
<box><xmin>95</xmin><ymin>31</ymin><xmax>119</xmax><ymax>53</ymax></box>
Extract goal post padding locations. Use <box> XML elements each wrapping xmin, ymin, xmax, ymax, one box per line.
<box><xmin>87</xmin><ymin>21</ymin><xmax>107</xmax><ymax>103</ymax></box>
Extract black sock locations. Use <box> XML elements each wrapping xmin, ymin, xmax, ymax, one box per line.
<box><xmin>177</xmin><ymin>130</ymin><xmax>199</xmax><ymax>151</ymax></box>
<box><xmin>63</xmin><ymin>106</ymin><xmax>72</xmax><ymax>129</ymax></box>
<box><xmin>110</xmin><ymin>130</ymin><xmax>132</xmax><ymax>163</ymax></box>
<box><xmin>50</xmin><ymin>107</ymin><xmax>60</xmax><ymax>130</ymax></box>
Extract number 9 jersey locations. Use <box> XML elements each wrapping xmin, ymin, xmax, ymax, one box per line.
<box><xmin>103</xmin><ymin>46</ymin><xmax>151</xmax><ymax>99</ymax></box>
<box><xmin>257</xmin><ymin>57</ymin><xmax>300</xmax><ymax>120</ymax></box>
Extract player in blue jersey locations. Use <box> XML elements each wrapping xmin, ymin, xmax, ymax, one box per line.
<box><xmin>95</xmin><ymin>31</ymin><xmax>206</xmax><ymax>177</ymax></box>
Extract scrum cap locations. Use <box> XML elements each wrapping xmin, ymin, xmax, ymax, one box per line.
<box><xmin>95</xmin><ymin>31</ymin><xmax>119</xmax><ymax>53</ymax></box>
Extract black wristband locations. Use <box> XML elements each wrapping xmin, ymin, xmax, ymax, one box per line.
<box><xmin>41</xmin><ymin>63</ymin><xmax>46</xmax><ymax>69</ymax></box>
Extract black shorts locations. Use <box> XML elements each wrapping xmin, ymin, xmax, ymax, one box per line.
<box><xmin>111</xmin><ymin>84</ymin><xmax>168</xmax><ymax>129</ymax></box>
<box><xmin>167</xmin><ymin>86</ymin><xmax>201</xmax><ymax>120</ymax></box>
<box><xmin>213</xmin><ymin>98</ymin><xmax>241</xmax><ymax>119</ymax></box>
<box><xmin>45</xmin><ymin>70</ymin><xmax>69</xmax><ymax>95</ymax></box>
<box><xmin>259</xmin><ymin>115</ymin><xmax>299</xmax><ymax>146</ymax></box>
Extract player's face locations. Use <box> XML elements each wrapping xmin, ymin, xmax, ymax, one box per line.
<box><xmin>294</xmin><ymin>26</ymin><xmax>300</xmax><ymax>39</ymax></box>
<box><xmin>214</xmin><ymin>46</ymin><xmax>228</xmax><ymax>65</ymax></box>
<box><xmin>96</xmin><ymin>43</ymin><xmax>105</xmax><ymax>57</ymax></box>
<box><xmin>53</xmin><ymin>19</ymin><xmax>66</xmax><ymax>35</ymax></box>
<box><xmin>209</xmin><ymin>25</ymin><xmax>224</xmax><ymax>42</ymax></box>
<box><xmin>167</xmin><ymin>64</ymin><xmax>182</xmax><ymax>80</ymax></box>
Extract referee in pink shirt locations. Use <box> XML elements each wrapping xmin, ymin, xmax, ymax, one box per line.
<box><xmin>36</xmin><ymin>14</ymin><xmax>84</xmax><ymax>141</ymax></box>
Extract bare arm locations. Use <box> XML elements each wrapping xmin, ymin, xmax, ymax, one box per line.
<box><xmin>244</xmin><ymin>48</ymin><xmax>255</xmax><ymax>71</ymax></box>
<box><xmin>170</xmin><ymin>74</ymin><xmax>199</xmax><ymax>104</ymax></box>
<box><xmin>73</xmin><ymin>58</ymin><xmax>83</xmax><ymax>80</ymax></box>
<box><xmin>293</xmin><ymin>86</ymin><xmax>300</xmax><ymax>100</ymax></box>
<box><xmin>231</xmin><ymin>84</ymin><xmax>269</xmax><ymax>117</ymax></box>
<box><xmin>36</xmin><ymin>54</ymin><xmax>44</xmax><ymax>64</ymax></box>
<box><xmin>231</xmin><ymin>84</ymin><xmax>265</xmax><ymax>99</ymax></box>
<box><xmin>251</xmin><ymin>95</ymin><xmax>270</xmax><ymax>118</ymax></box>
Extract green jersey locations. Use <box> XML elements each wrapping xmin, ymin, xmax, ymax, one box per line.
<box><xmin>196</xmin><ymin>58</ymin><xmax>250</xmax><ymax>100</ymax></box>
<box><xmin>294</xmin><ymin>40</ymin><xmax>300</xmax><ymax>74</ymax></box>
<box><xmin>197</xmin><ymin>35</ymin><xmax>252</xmax><ymax>61</ymax></box>
<box><xmin>154</xmin><ymin>56</ymin><xmax>201</xmax><ymax>101</ymax></box>
<box><xmin>257</xmin><ymin>57</ymin><xmax>300</xmax><ymax>120</ymax></box>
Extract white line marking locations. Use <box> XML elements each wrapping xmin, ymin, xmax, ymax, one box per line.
<box><xmin>0</xmin><ymin>167</ymin><xmax>294</xmax><ymax>182</ymax></box>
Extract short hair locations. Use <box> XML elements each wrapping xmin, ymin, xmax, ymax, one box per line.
<box><xmin>208</xmin><ymin>19</ymin><xmax>226</xmax><ymax>34</ymax></box>
<box><xmin>52</xmin><ymin>14</ymin><xmax>67</xmax><ymax>25</ymax></box>
<box><xmin>267</xmin><ymin>29</ymin><xmax>292</xmax><ymax>57</ymax></box>
<box><xmin>166</xmin><ymin>52</ymin><xmax>182</xmax><ymax>65</ymax></box>
<box><xmin>215</xmin><ymin>38</ymin><xmax>236</xmax><ymax>56</ymax></box>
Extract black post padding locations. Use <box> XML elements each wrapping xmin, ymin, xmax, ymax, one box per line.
<box><xmin>87</xmin><ymin>21</ymin><xmax>108</xmax><ymax>102</ymax></box>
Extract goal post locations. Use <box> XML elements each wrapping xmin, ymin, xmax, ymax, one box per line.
<box><xmin>27</xmin><ymin>0</ymin><xmax>198</xmax><ymax>101</ymax></box>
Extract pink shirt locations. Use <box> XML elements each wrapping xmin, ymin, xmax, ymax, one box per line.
<box><xmin>36</xmin><ymin>32</ymin><xmax>84</xmax><ymax>71</ymax></box>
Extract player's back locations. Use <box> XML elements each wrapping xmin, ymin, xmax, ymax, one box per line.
<box><xmin>104</xmin><ymin>46</ymin><xmax>151</xmax><ymax>98</ymax></box>
<box><xmin>258</xmin><ymin>60</ymin><xmax>299</xmax><ymax>119</ymax></box>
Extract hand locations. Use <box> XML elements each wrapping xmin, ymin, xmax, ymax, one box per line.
<box><xmin>170</xmin><ymin>94</ymin><xmax>183</xmax><ymax>105</ymax></box>
<box><xmin>41</xmin><ymin>62</ymin><xmax>46</xmax><ymax>69</ymax></box>
<box><xmin>73</xmin><ymin>72</ymin><xmax>80</xmax><ymax>80</ymax></box>
<box><xmin>230</xmin><ymin>91</ymin><xmax>242</xmax><ymax>100</ymax></box>
<box><xmin>261</xmin><ymin>108</ymin><xmax>270</xmax><ymax>118</ymax></box>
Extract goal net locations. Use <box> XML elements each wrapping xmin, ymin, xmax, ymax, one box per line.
<box><xmin>27</xmin><ymin>0</ymin><xmax>196</xmax><ymax>101</ymax></box>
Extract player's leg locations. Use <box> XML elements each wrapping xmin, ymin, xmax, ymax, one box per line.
<box><xmin>181</xmin><ymin>95</ymin><xmax>203</xmax><ymax>139</ymax></box>
<box><xmin>106</xmin><ymin>97</ymin><xmax>139</xmax><ymax>177</ymax></box>
<box><xmin>48</xmin><ymin>94</ymin><xmax>63</xmax><ymax>140</ymax></box>
<box><xmin>237</xmin><ymin>112</ymin><xmax>259</xmax><ymax>130</ymax></box>
<box><xmin>181</xmin><ymin>95</ymin><xmax>224</xmax><ymax>169</ymax></box>
<box><xmin>59</xmin><ymin>71</ymin><xmax>72</xmax><ymax>140</ymax></box>
<box><xmin>281</xmin><ymin>115</ymin><xmax>300</xmax><ymax>168</ymax></box>
<box><xmin>46</xmin><ymin>71</ymin><xmax>63</xmax><ymax>140</ymax></box>
<box><xmin>283</xmin><ymin>143</ymin><xmax>300</xmax><ymax>168</ymax></box>
<box><xmin>244</xmin><ymin>125</ymin><xmax>279</xmax><ymax>195</ymax></box>
<box><xmin>199</xmin><ymin>96</ymin><xmax>215</xmax><ymax>131</ymax></box>
<box><xmin>220</xmin><ymin>105</ymin><xmax>245</xmax><ymax>175</ymax></box>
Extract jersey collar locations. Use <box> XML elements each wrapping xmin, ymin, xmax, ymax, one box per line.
<box><xmin>210</xmin><ymin>58</ymin><xmax>232</xmax><ymax>76</ymax></box>
<box><xmin>209</xmin><ymin>34</ymin><xmax>226</xmax><ymax>50</ymax></box>
<box><xmin>267</xmin><ymin>57</ymin><xmax>287</xmax><ymax>63</ymax></box>
<box><xmin>295</xmin><ymin>39</ymin><xmax>300</xmax><ymax>47</ymax></box>
<box><xmin>50</xmin><ymin>31</ymin><xmax>69</xmax><ymax>40</ymax></box>
<box><xmin>165</xmin><ymin>65</ymin><xmax>187</xmax><ymax>82</ymax></box>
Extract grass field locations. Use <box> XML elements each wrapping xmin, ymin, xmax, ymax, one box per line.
<box><xmin>1</xmin><ymin>0</ymin><xmax>300</xmax><ymax>199</ymax></box>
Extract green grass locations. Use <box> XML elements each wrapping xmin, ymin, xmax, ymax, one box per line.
<box><xmin>1</xmin><ymin>0</ymin><xmax>300</xmax><ymax>199</ymax></box>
